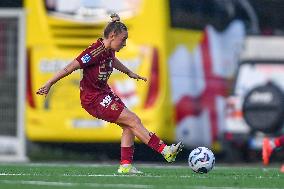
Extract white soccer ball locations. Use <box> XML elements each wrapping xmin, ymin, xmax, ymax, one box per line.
<box><xmin>188</xmin><ymin>147</ymin><xmax>215</xmax><ymax>173</ymax></box>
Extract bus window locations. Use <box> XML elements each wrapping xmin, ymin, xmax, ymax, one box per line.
<box><xmin>249</xmin><ymin>0</ymin><xmax>284</xmax><ymax>35</ymax></box>
<box><xmin>169</xmin><ymin>0</ymin><xmax>252</xmax><ymax>32</ymax></box>
<box><xmin>44</xmin><ymin>0</ymin><xmax>141</xmax><ymax>20</ymax></box>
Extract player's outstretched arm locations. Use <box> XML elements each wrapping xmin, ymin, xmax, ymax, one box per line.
<box><xmin>127</xmin><ymin>71</ymin><xmax>147</xmax><ymax>82</ymax></box>
<box><xmin>113</xmin><ymin>57</ymin><xmax>147</xmax><ymax>82</ymax></box>
<box><xmin>36</xmin><ymin>59</ymin><xmax>81</xmax><ymax>96</ymax></box>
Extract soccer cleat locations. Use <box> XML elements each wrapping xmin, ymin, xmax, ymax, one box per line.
<box><xmin>162</xmin><ymin>142</ymin><xmax>184</xmax><ymax>163</ymax></box>
<box><xmin>262</xmin><ymin>137</ymin><xmax>273</xmax><ymax>165</ymax></box>
<box><xmin>117</xmin><ymin>164</ymin><xmax>143</xmax><ymax>174</ymax></box>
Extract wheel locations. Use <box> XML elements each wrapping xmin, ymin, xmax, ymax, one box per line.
<box><xmin>242</xmin><ymin>82</ymin><xmax>284</xmax><ymax>133</ymax></box>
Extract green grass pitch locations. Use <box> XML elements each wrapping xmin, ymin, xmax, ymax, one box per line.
<box><xmin>0</xmin><ymin>163</ymin><xmax>283</xmax><ymax>189</ymax></box>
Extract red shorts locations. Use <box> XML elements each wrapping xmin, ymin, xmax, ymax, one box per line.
<box><xmin>81</xmin><ymin>92</ymin><xmax>125</xmax><ymax>123</ymax></box>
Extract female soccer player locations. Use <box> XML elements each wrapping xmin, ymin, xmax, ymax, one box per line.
<box><xmin>36</xmin><ymin>13</ymin><xmax>183</xmax><ymax>174</ymax></box>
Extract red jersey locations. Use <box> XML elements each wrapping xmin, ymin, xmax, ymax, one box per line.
<box><xmin>76</xmin><ymin>38</ymin><xmax>115</xmax><ymax>105</ymax></box>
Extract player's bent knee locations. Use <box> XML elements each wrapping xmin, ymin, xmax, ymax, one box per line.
<box><xmin>128</xmin><ymin>114</ymin><xmax>142</xmax><ymax>128</ymax></box>
<box><xmin>122</xmin><ymin>125</ymin><xmax>131</xmax><ymax>131</ymax></box>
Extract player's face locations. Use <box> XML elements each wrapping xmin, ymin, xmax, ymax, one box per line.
<box><xmin>111</xmin><ymin>30</ymin><xmax>128</xmax><ymax>52</ymax></box>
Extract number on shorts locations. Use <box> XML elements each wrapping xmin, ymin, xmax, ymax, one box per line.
<box><xmin>100</xmin><ymin>95</ymin><xmax>112</xmax><ymax>107</ymax></box>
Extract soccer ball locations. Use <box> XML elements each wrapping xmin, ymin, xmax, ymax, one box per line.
<box><xmin>188</xmin><ymin>147</ymin><xmax>215</xmax><ymax>174</ymax></box>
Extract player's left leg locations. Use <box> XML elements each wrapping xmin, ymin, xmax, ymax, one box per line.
<box><xmin>274</xmin><ymin>135</ymin><xmax>284</xmax><ymax>148</ymax></box>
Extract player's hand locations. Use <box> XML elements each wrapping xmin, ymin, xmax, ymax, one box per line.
<box><xmin>128</xmin><ymin>72</ymin><xmax>147</xmax><ymax>82</ymax></box>
<box><xmin>36</xmin><ymin>82</ymin><xmax>52</xmax><ymax>96</ymax></box>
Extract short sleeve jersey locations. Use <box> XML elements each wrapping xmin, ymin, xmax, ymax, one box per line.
<box><xmin>76</xmin><ymin>38</ymin><xmax>115</xmax><ymax>104</ymax></box>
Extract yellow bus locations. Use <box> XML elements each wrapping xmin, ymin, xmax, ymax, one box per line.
<box><xmin>25</xmin><ymin>0</ymin><xmax>253</xmax><ymax>150</ymax></box>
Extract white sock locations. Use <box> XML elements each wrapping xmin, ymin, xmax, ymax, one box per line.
<box><xmin>161</xmin><ymin>145</ymin><xmax>169</xmax><ymax>156</ymax></box>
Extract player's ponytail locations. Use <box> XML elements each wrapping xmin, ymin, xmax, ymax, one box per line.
<box><xmin>104</xmin><ymin>13</ymin><xmax>127</xmax><ymax>38</ymax></box>
<box><xmin>110</xmin><ymin>13</ymin><xmax>120</xmax><ymax>22</ymax></box>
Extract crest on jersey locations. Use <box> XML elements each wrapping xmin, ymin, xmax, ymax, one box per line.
<box><xmin>111</xmin><ymin>103</ymin><xmax>119</xmax><ymax>111</ymax></box>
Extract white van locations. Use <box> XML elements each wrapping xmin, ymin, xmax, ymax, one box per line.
<box><xmin>224</xmin><ymin>36</ymin><xmax>284</xmax><ymax>160</ymax></box>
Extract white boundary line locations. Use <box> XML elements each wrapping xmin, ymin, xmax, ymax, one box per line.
<box><xmin>0</xmin><ymin>180</ymin><xmax>153</xmax><ymax>188</ymax></box>
<box><xmin>0</xmin><ymin>180</ymin><xmax>281</xmax><ymax>189</ymax></box>
<box><xmin>0</xmin><ymin>173</ymin><xmax>162</xmax><ymax>178</ymax></box>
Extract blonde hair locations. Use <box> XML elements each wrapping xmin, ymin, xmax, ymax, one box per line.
<box><xmin>104</xmin><ymin>13</ymin><xmax>127</xmax><ymax>38</ymax></box>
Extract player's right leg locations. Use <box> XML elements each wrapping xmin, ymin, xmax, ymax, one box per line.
<box><xmin>262</xmin><ymin>135</ymin><xmax>284</xmax><ymax>165</ymax></box>
<box><xmin>116</xmin><ymin>108</ymin><xmax>183</xmax><ymax>163</ymax></box>
<box><xmin>117</xmin><ymin>124</ymin><xmax>143</xmax><ymax>174</ymax></box>
<box><xmin>262</xmin><ymin>137</ymin><xmax>274</xmax><ymax>165</ymax></box>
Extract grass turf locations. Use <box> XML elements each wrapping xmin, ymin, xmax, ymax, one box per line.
<box><xmin>0</xmin><ymin>163</ymin><xmax>283</xmax><ymax>189</ymax></box>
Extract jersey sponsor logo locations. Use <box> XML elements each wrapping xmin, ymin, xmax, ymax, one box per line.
<box><xmin>81</xmin><ymin>54</ymin><xmax>91</xmax><ymax>63</ymax></box>
<box><xmin>100</xmin><ymin>95</ymin><xmax>112</xmax><ymax>107</ymax></box>
<box><xmin>98</xmin><ymin>61</ymin><xmax>113</xmax><ymax>81</ymax></box>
